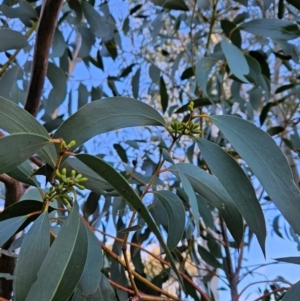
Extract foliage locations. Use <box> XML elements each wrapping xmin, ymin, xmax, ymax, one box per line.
<box><xmin>0</xmin><ymin>0</ymin><xmax>300</xmax><ymax>300</ymax></box>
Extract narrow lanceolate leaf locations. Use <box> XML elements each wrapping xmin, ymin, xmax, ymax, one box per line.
<box><xmin>14</xmin><ymin>212</ymin><xmax>50</xmax><ymax>301</ymax></box>
<box><xmin>54</xmin><ymin>97</ymin><xmax>166</xmax><ymax>153</ymax></box>
<box><xmin>211</xmin><ymin>115</ymin><xmax>300</xmax><ymax>235</ymax></box>
<box><xmin>25</xmin><ymin>202</ymin><xmax>88</xmax><ymax>301</ymax></box>
<box><xmin>78</xmin><ymin>224</ymin><xmax>103</xmax><ymax>295</ymax></box>
<box><xmin>0</xmin><ymin>133</ymin><xmax>49</xmax><ymax>174</ymax></box>
<box><xmin>154</xmin><ymin>191</ymin><xmax>185</xmax><ymax>250</ymax></box>
<box><xmin>7</xmin><ymin>160</ymin><xmax>39</xmax><ymax>187</ymax></box>
<box><xmin>282</xmin><ymin>281</ymin><xmax>300</xmax><ymax>301</ymax></box>
<box><xmin>0</xmin><ymin>29</ymin><xmax>28</xmax><ymax>52</ymax></box>
<box><xmin>239</xmin><ymin>19</ymin><xmax>300</xmax><ymax>41</ymax></box>
<box><xmin>159</xmin><ymin>76</ymin><xmax>168</xmax><ymax>113</ymax></box>
<box><xmin>76</xmin><ymin>154</ymin><xmax>183</xmax><ymax>287</ymax></box>
<box><xmin>221</xmin><ymin>40</ymin><xmax>250</xmax><ymax>83</ymax></box>
<box><xmin>81</xmin><ymin>1</ymin><xmax>108</xmax><ymax>39</ymax></box>
<box><xmin>151</xmin><ymin>0</ymin><xmax>189</xmax><ymax>11</ymax></box>
<box><xmin>173</xmin><ymin>163</ymin><xmax>243</xmax><ymax>246</ymax></box>
<box><xmin>98</xmin><ymin>273</ymin><xmax>118</xmax><ymax>301</ymax></box>
<box><xmin>275</xmin><ymin>257</ymin><xmax>300</xmax><ymax>265</ymax></box>
<box><xmin>0</xmin><ymin>216</ymin><xmax>27</xmax><ymax>247</ymax></box>
<box><xmin>0</xmin><ymin>97</ymin><xmax>57</xmax><ymax>166</ymax></box>
<box><xmin>196</xmin><ymin>57</ymin><xmax>218</xmax><ymax>96</ymax></box>
<box><xmin>197</xmin><ymin>139</ymin><xmax>266</xmax><ymax>254</ymax></box>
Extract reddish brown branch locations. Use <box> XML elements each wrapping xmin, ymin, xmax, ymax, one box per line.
<box><xmin>24</xmin><ymin>0</ymin><xmax>64</xmax><ymax>116</ymax></box>
<box><xmin>253</xmin><ymin>287</ymin><xmax>289</xmax><ymax>301</ymax></box>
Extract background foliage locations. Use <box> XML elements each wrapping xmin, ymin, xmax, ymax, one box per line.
<box><xmin>0</xmin><ymin>0</ymin><xmax>300</xmax><ymax>300</ymax></box>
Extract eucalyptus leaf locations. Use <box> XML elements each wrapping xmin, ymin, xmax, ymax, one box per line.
<box><xmin>0</xmin><ymin>29</ymin><xmax>28</xmax><ymax>52</ymax></box>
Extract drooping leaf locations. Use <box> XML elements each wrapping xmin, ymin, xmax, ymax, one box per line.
<box><xmin>196</xmin><ymin>57</ymin><xmax>218</xmax><ymax>96</ymax></box>
<box><xmin>0</xmin><ymin>216</ymin><xmax>27</xmax><ymax>247</ymax></box>
<box><xmin>151</xmin><ymin>0</ymin><xmax>189</xmax><ymax>11</ymax></box>
<box><xmin>220</xmin><ymin>19</ymin><xmax>241</xmax><ymax>48</ymax></box>
<box><xmin>119</xmin><ymin>64</ymin><xmax>135</xmax><ymax>78</ymax></box>
<box><xmin>149</xmin><ymin>64</ymin><xmax>160</xmax><ymax>83</ymax></box>
<box><xmin>286</xmin><ymin>0</ymin><xmax>300</xmax><ymax>9</ymax></box>
<box><xmin>160</xmin><ymin>76</ymin><xmax>168</xmax><ymax>113</ymax></box>
<box><xmin>78</xmin><ymin>83</ymin><xmax>89</xmax><ymax>109</ymax></box>
<box><xmin>221</xmin><ymin>40</ymin><xmax>249</xmax><ymax>83</ymax></box>
<box><xmin>0</xmin><ymin>29</ymin><xmax>28</xmax><ymax>52</ymax></box>
<box><xmin>275</xmin><ymin>257</ymin><xmax>300</xmax><ymax>265</ymax></box>
<box><xmin>0</xmin><ymin>66</ymin><xmax>22</xmax><ymax>100</ymax></box>
<box><xmin>210</xmin><ymin>115</ymin><xmax>300</xmax><ymax>235</ymax></box>
<box><xmin>113</xmin><ymin>144</ymin><xmax>128</xmax><ymax>163</ymax></box>
<box><xmin>197</xmin><ymin>139</ymin><xmax>266</xmax><ymax>254</ymax></box>
<box><xmin>173</xmin><ymin>163</ymin><xmax>243</xmax><ymax>246</ymax></box>
<box><xmin>54</xmin><ymin>97</ymin><xmax>166</xmax><ymax>153</ymax></box>
<box><xmin>198</xmin><ymin>245</ymin><xmax>222</xmax><ymax>269</ymax></box>
<box><xmin>105</xmin><ymin>39</ymin><xmax>118</xmax><ymax>60</ymax></box>
<box><xmin>51</xmin><ymin>29</ymin><xmax>66</xmax><ymax>58</ymax></box>
<box><xmin>14</xmin><ymin>212</ymin><xmax>50</xmax><ymax>301</ymax></box>
<box><xmin>132</xmin><ymin>68</ymin><xmax>140</xmax><ymax>98</ymax></box>
<box><xmin>0</xmin><ymin>97</ymin><xmax>56</xmax><ymax>166</ymax></box>
<box><xmin>282</xmin><ymin>281</ymin><xmax>300</xmax><ymax>301</ymax></box>
<box><xmin>0</xmin><ymin>133</ymin><xmax>49</xmax><ymax>174</ymax></box>
<box><xmin>154</xmin><ymin>190</ymin><xmax>185</xmax><ymax>250</ymax></box>
<box><xmin>233</xmin><ymin>0</ymin><xmax>248</xmax><ymax>5</ymax></box>
<box><xmin>7</xmin><ymin>160</ymin><xmax>39</xmax><ymax>187</ymax></box>
<box><xmin>81</xmin><ymin>1</ymin><xmax>108</xmax><ymax>38</ymax></box>
<box><xmin>239</xmin><ymin>19</ymin><xmax>300</xmax><ymax>41</ymax></box>
<box><xmin>98</xmin><ymin>273</ymin><xmax>118</xmax><ymax>300</ymax></box>
<box><xmin>25</xmin><ymin>202</ymin><xmax>88</xmax><ymax>301</ymax></box>
<box><xmin>76</xmin><ymin>154</ymin><xmax>183</xmax><ymax>287</ymax></box>
<box><xmin>83</xmin><ymin>192</ymin><xmax>100</xmax><ymax>220</ymax></box>
<box><xmin>78</xmin><ymin>224</ymin><xmax>103</xmax><ymax>295</ymax></box>
<box><xmin>181</xmin><ymin>67</ymin><xmax>194</xmax><ymax>80</ymax></box>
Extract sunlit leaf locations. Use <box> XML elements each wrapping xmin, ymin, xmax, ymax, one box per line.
<box><xmin>211</xmin><ymin>115</ymin><xmax>300</xmax><ymax>235</ymax></box>
<box><xmin>14</xmin><ymin>212</ymin><xmax>50</xmax><ymax>301</ymax></box>
<box><xmin>0</xmin><ymin>133</ymin><xmax>49</xmax><ymax>174</ymax></box>
<box><xmin>155</xmin><ymin>190</ymin><xmax>185</xmax><ymax>250</ymax></box>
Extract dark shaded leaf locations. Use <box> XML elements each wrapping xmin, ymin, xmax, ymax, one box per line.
<box><xmin>286</xmin><ymin>0</ymin><xmax>300</xmax><ymax>9</ymax></box>
<box><xmin>267</xmin><ymin>126</ymin><xmax>284</xmax><ymax>136</ymax></box>
<box><xmin>105</xmin><ymin>39</ymin><xmax>117</xmax><ymax>60</ymax></box>
<box><xmin>14</xmin><ymin>212</ymin><xmax>50</xmax><ymax>301</ymax></box>
<box><xmin>113</xmin><ymin>144</ymin><xmax>128</xmax><ymax>163</ymax></box>
<box><xmin>83</xmin><ymin>192</ymin><xmax>100</xmax><ymax>220</ymax></box>
<box><xmin>211</xmin><ymin>115</ymin><xmax>300</xmax><ymax>235</ymax></box>
<box><xmin>275</xmin><ymin>257</ymin><xmax>300</xmax><ymax>264</ymax></box>
<box><xmin>78</xmin><ymin>83</ymin><xmax>89</xmax><ymax>109</ymax></box>
<box><xmin>282</xmin><ymin>281</ymin><xmax>300</xmax><ymax>301</ymax></box>
<box><xmin>220</xmin><ymin>19</ymin><xmax>241</xmax><ymax>48</ymax></box>
<box><xmin>181</xmin><ymin>67</ymin><xmax>194</xmax><ymax>80</ymax></box>
<box><xmin>198</xmin><ymin>245</ymin><xmax>221</xmax><ymax>268</ymax></box>
<box><xmin>151</xmin><ymin>0</ymin><xmax>189</xmax><ymax>11</ymax></box>
<box><xmin>119</xmin><ymin>64</ymin><xmax>135</xmax><ymax>77</ymax></box>
<box><xmin>160</xmin><ymin>76</ymin><xmax>168</xmax><ymax>113</ymax></box>
<box><xmin>132</xmin><ymin>68</ymin><xmax>140</xmax><ymax>98</ymax></box>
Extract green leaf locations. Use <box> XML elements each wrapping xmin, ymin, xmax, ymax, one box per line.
<box><xmin>0</xmin><ymin>133</ymin><xmax>49</xmax><ymax>174</ymax></box>
<box><xmin>151</xmin><ymin>0</ymin><xmax>189</xmax><ymax>11</ymax></box>
<box><xmin>181</xmin><ymin>67</ymin><xmax>194</xmax><ymax>80</ymax></box>
<box><xmin>78</xmin><ymin>83</ymin><xmax>89</xmax><ymax>109</ymax></box>
<box><xmin>78</xmin><ymin>225</ymin><xmax>103</xmax><ymax>295</ymax></box>
<box><xmin>275</xmin><ymin>257</ymin><xmax>300</xmax><ymax>265</ymax></box>
<box><xmin>61</xmin><ymin>157</ymin><xmax>112</xmax><ymax>193</ymax></box>
<box><xmin>0</xmin><ymin>216</ymin><xmax>27</xmax><ymax>247</ymax></box>
<box><xmin>239</xmin><ymin>19</ymin><xmax>300</xmax><ymax>41</ymax></box>
<box><xmin>14</xmin><ymin>212</ymin><xmax>50</xmax><ymax>301</ymax></box>
<box><xmin>0</xmin><ymin>29</ymin><xmax>28</xmax><ymax>52</ymax></box>
<box><xmin>282</xmin><ymin>281</ymin><xmax>300</xmax><ymax>301</ymax></box>
<box><xmin>0</xmin><ymin>66</ymin><xmax>22</xmax><ymax>100</ymax></box>
<box><xmin>154</xmin><ymin>190</ymin><xmax>185</xmax><ymax>250</ymax></box>
<box><xmin>81</xmin><ymin>1</ymin><xmax>108</xmax><ymax>38</ymax></box>
<box><xmin>51</xmin><ymin>29</ymin><xmax>66</xmax><ymax>58</ymax></box>
<box><xmin>119</xmin><ymin>64</ymin><xmax>135</xmax><ymax>78</ymax></box>
<box><xmin>25</xmin><ymin>202</ymin><xmax>88</xmax><ymax>301</ymax></box>
<box><xmin>149</xmin><ymin>64</ymin><xmax>160</xmax><ymax>83</ymax></box>
<box><xmin>174</xmin><ymin>163</ymin><xmax>243</xmax><ymax>246</ymax></box>
<box><xmin>198</xmin><ymin>245</ymin><xmax>221</xmax><ymax>269</ymax></box>
<box><xmin>210</xmin><ymin>115</ymin><xmax>300</xmax><ymax>235</ymax></box>
<box><xmin>267</xmin><ymin>126</ymin><xmax>284</xmax><ymax>136</ymax></box>
<box><xmin>0</xmin><ymin>97</ymin><xmax>56</xmax><ymax>166</ymax></box>
<box><xmin>7</xmin><ymin>160</ymin><xmax>39</xmax><ymax>187</ymax></box>
<box><xmin>220</xmin><ymin>19</ymin><xmax>241</xmax><ymax>48</ymax></box>
<box><xmin>54</xmin><ymin>97</ymin><xmax>166</xmax><ymax>152</ymax></box>
<box><xmin>196</xmin><ymin>57</ymin><xmax>218</xmax><ymax>96</ymax></box>
<box><xmin>197</xmin><ymin>139</ymin><xmax>266</xmax><ymax>254</ymax></box>
<box><xmin>221</xmin><ymin>40</ymin><xmax>250</xmax><ymax>83</ymax></box>
<box><xmin>105</xmin><ymin>39</ymin><xmax>118</xmax><ymax>60</ymax></box>
<box><xmin>76</xmin><ymin>154</ymin><xmax>183</xmax><ymax>287</ymax></box>
<box><xmin>113</xmin><ymin>144</ymin><xmax>128</xmax><ymax>163</ymax></box>
<box><xmin>233</xmin><ymin>0</ymin><xmax>248</xmax><ymax>5</ymax></box>
<box><xmin>159</xmin><ymin>76</ymin><xmax>168</xmax><ymax>113</ymax></box>
<box><xmin>132</xmin><ymin>68</ymin><xmax>140</xmax><ymax>98</ymax></box>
